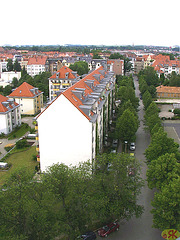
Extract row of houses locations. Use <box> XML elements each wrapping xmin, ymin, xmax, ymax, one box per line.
<box><xmin>133</xmin><ymin>54</ymin><xmax>180</xmax><ymax>76</ymax></box>
<box><xmin>0</xmin><ymin>52</ymin><xmax>124</xmax><ymax>77</ymax></box>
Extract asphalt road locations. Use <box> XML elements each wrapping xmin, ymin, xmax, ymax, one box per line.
<box><xmin>96</xmin><ymin>77</ymin><xmax>162</xmax><ymax>240</ymax></box>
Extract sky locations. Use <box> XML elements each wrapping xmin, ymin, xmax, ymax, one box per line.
<box><xmin>1</xmin><ymin>0</ymin><xmax>180</xmax><ymax>47</ymax></box>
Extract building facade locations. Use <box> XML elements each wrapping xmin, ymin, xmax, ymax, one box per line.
<box><xmin>49</xmin><ymin>66</ymin><xmax>80</xmax><ymax>101</ymax></box>
<box><xmin>0</xmin><ymin>94</ymin><xmax>21</xmax><ymax>135</ymax></box>
<box><xmin>36</xmin><ymin>66</ymin><xmax>115</xmax><ymax>172</ymax></box>
<box><xmin>8</xmin><ymin>82</ymin><xmax>43</xmax><ymax>115</ymax></box>
<box><xmin>27</xmin><ymin>56</ymin><xmax>47</xmax><ymax>77</ymax></box>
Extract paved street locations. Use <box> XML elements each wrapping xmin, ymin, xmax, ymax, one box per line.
<box><xmin>97</xmin><ymin>77</ymin><xmax>162</xmax><ymax>239</ymax></box>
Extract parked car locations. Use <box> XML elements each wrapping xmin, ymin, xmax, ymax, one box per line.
<box><xmin>79</xmin><ymin>231</ymin><xmax>96</xmax><ymax>240</ymax></box>
<box><xmin>112</xmin><ymin>139</ymin><xmax>118</xmax><ymax>148</ymax></box>
<box><xmin>129</xmin><ymin>142</ymin><xmax>135</xmax><ymax>151</ymax></box>
<box><xmin>98</xmin><ymin>222</ymin><xmax>119</xmax><ymax>237</ymax></box>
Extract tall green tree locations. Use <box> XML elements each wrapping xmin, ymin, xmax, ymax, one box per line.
<box><xmin>151</xmin><ymin>177</ymin><xmax>180</xmax><ymax>230</ymax></box>
<box><xmin>0</xmin><ymin>167</ymin><xmax>59</xmax><ymax>240</ymax></box>
<box><xmin>142</xmin><ymin>90</ymin><xmax>152</xmax><ymax>110</ymax></box>
<box><xmin>12</xmin><ymin>77</ymin><xmax>19</xmax><ymax>88</ymax></box>
<box><xmin>116</xmin><ymin>109</ymin><xmax>139</xmax><ymax>142</ymax></box>
<box><xmin>13</xmin><ymin>59</ymin><xmax>21</xmax><ymax>71</ymax></box>
<box><xmin>141</xmin><ymin>66</ymin><xmax>160</xmax><ymax>86</ymax></box>
<box><xmin>146</xmin><ymin>153</ymin><xmax>180</xmax><ymax>190</ymax></box>
<box><xmin>145</xmin><ymin>128</ymin><xmax>179</xmax><ymax>162</ymax></box>
<box><xmin>7</xmin><ymin>59</ymin><xmax>13</xmax><ymax>71</ymax></box>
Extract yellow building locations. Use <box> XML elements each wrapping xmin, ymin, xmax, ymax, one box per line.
<box><xmin>8</xmin><ymin>82</ymin><xmax>43</xmax><ymax>115</ymax></box>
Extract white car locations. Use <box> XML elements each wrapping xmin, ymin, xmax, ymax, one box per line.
<box><xmin>130</xmin><ymin>142</ymin><xmax>135</xmax><ymax>151</ymax></box>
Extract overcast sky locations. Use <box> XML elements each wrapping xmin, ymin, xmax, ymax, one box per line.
<box><xmin>1</xmin><ymin>0</ymin><xmax>179</xmax><ymax>47</ymax></box>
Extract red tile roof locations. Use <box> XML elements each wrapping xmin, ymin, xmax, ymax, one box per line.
<box><xmin>156</xmin><ymin>85</ymin><xmax>180</xmax><ymax>94</ymax></box>
<box><xmin>9</xmin><ymin>82</ymin><xmax>42</xmax><ymax>98</ymax></box>
<box><xmin>38</xmin><ymin>66</ymin><xmax>109</xmax><ymax>120</ymax></box>
<box><xmin>27</xmin><ymin>56</ymin><xmax>47</xmax><ymax>65</ymax></box>
<box><xmin>63</xmin><ymin>67</ymin><xmax>106</xmax><ymax>118</ymax></box>
<box><xmin>0</xmin><ymin>94</ymin><xmax>19</xmax><ymax>113</ymax></box>
<box><xmin>50</xmin><ymin>66</ymin><xmax>79</xmax><ymax>79</ymax></box>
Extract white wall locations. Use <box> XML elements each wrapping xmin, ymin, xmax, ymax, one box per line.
<box><xmin>37</xmin><ymin>94</ymin><xmax>92</xmax><ymax>172</ymax></box>
<box><xmin>0</xmin><ymin>114</ymin><xmax>8</xmax><ymax>134</ymax></box>
<box><xmin>0</xmin><ymin>72</ymin><xmax>21</xmax><ymax>81</ymax></box>
<box><xmin>12</xmin><ymin>98</ymin><xmax>34</xmax><ymax>115</ymax></box>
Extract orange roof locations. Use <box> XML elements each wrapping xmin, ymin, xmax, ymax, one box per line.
<box><xmin>38</xmin><ymin>66</ymin><xmax>109</xmax><ymax>120</ymax></box>
<box><xmin>156</xmin><ymin>85</ymin><xmax>180</xmax><ymax>94</ymax></box>
<box><xmin>9</xmin><ymin>82</ymin><xmax>42</xmax><ymax>98</ymax></box>
<box><xmin>50</xmin><ymin>66</ymin><xmax>79</xmax><ymax>79</ymax></box>
<box><xmin>27</xmin><ymin>56</ymin><xmax>47</xmax><ymax>65</ymax></box>
<box><xmin>0</xmin><ymin>94</ymin><xmax>19</xmax><ymax>113</ymax></box>
<box><xmin>61</xmin><ymin>66</ymin><xmax>107</xmax><ymax>120</ymax></box>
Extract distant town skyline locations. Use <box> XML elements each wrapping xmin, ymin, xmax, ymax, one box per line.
<box><xmin>2</xmin><ymin>0</ymin><xmax>179</xmax><ymax>48</ymax></box>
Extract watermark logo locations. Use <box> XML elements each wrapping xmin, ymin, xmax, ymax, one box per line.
<box><xmin>161</xmin><ymin>229</ymin><xmax>180</xmax><ymax>240</ymax></box>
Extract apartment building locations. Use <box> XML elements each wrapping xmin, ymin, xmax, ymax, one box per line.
<box><xmin>0</xmin><ymin>71</ymin><xmax>21</xmax><ymax>87</ymax></box>
<box><xmin>27</xmin><ymin>56</ymin><xmax>47</xmax><ymax>77</ymax></box>
<box><xmin>0</xmin><ymin>94</ymin><xmax>21</xmax><ymax>135</ymax></box>
<box><xmin>36</xmin><ymin>66</ymin><xmax>115</xmax><ymax>172</ymax></box>
<box><xmin>107</xmin><ymin>59</ymin><xmax>124</xmax><ymax>75</ymax></box>
<box><xmin>8</xmin><ymin>82</ymin><xmax>43</xmax><ymax>115</ymax></box>
<box><xmin>49</xmin><ymin>66</ymin><xmax>80</xmax><ymax>101</ymax></box>
<box><xmin>134</xmin><ymin>57</ymin><xmax>144</xmax><ymax>74</ymax></box>
<box><xmin>152</xmin><ymin>54</ymin><xmax>180</xmax><ymax>77</ymax></box>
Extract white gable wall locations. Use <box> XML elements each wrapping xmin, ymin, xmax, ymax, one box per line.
<box><xmin>11</xmin><ymin>97</ymin><xmax>35</xmax><ymax>115</ymax></box>
<box><xmin>37</xmin><ymin>95</ymin><xmax>92</xmax><ymax>172</ymax></box>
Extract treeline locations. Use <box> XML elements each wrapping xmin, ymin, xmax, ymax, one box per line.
<box><xmin>138</xmin><ymin>67</ymin><xmax>180</xmax><ymax>230</ymax></box>
<box><xmin>4</xmin><ymin>44</ymin><xmax>172</xmax><ymax>53</ymax></box>
<box><xmin>115</xmin><ymin>75</ymin><xmax>139</xmax><ymax>145</ymax></box>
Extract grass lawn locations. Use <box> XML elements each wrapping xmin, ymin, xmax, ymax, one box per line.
<box><xmin>8</xmin><ymin>123</ymin><xmax>31</xmax><ymax>140</ymax></box>
<box><xmin>0</xmin><ymin>146</ymin><xmax>38</xmax><ymax>187</ymax></box>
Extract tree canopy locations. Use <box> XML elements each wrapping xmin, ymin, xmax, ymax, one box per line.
<box><xmin>146</xmin><ymin>153</ymin><xmax>180</xmax><ymax>190</ymax></box>
<box><xmin>0</xmin><ymin>153</ymin><xmax>144</xmax><ymax>239</ymax></box>
<box><xmin>116</xmin><ymin>109</ymin><xmax>139</xmax><ymax>142</ymax></box>
<box><xmin>69</xmin><ymin>61</ymin><xmax>89</xmax><ymax>75</ymax></box>
<box><xmin>145</xmin><ymin>128</ymin><xmax>179</xmax><ymax>162</ymax></box>
<box><xmin>151</xmin><ymin>176</ymin><xmax>180</xmax><ymax>230</ymax></box>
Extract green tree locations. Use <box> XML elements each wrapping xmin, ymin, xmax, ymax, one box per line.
<box><xmin>146</xmin><ymin>153</ymin><xmax>180</xmax><ymax>190</ymax></box>
<box><xmin>116</xmin><ymin>109</ymin><xmax>139</xmax><ymax>142</ymax></box>
<box><xmin>69</xmin><ymin>61</ymin><xmax>89</xmax><ymax>75</ymax></box>
<box><xmin>7</xmin><ymin>59</ymin><xmax>13</xmax><ymax>71</ymax></box>
<box><xmin>13</xmin><ymin>59</ymin><xmax>21</xmax><ymax>71</ymax></box>
<box><xmin>141</xmin><ymin>66</ymin><xmax>160</xmax><ymax>86</ymax></box>
<box><xmin>142</xmin><ymin>90</ymin><xmax>152</xmax><ymax>110</ymax></box>
<box><xmin>3</xmin><ymin>85</ymin><xmax>12</xmax><ymax>96</ymax></box>
<box><xmin>145</xmin><ymin>128</ymin><xmax>179</xmax><ymax>162</ymax></box>
<box><xmin>0</xmin><ymin>168</ymin><xmax>59</xmax><ymax>240</ymax></box>
<box><xmin>151</xmin><ymin>177</ymin><xmax>180</xmax><ymax>230</ymax></box>
<box><xmin>95</xmin><ymin>153</ymin><xmax>144</xmax><ymax>221</ymax></box>
<box><xmin>117</xmin><ymin>86</ymin><xmax>139</xmax><ymax>110</ymax></box>
<box><xmin>12</xmin><ymin>77</ymin><xmax>19</xmax><ymax>88</ymax></box>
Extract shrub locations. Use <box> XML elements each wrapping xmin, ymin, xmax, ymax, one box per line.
<box><xmin>173</xmin><ymin>108</ymin><xmax>180</xmax><ymax>115</ymax></box>
<box><xmin>16</xmin><ymin>139</ymin><xmax>29</xmax><ymax>149</ymax></box>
